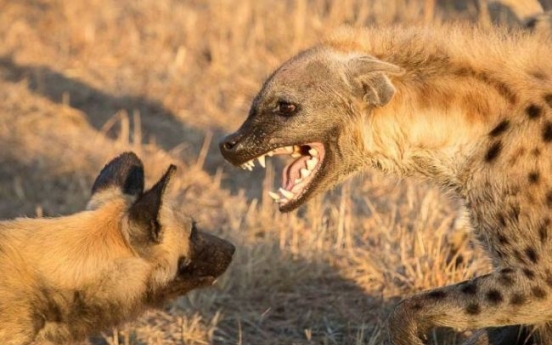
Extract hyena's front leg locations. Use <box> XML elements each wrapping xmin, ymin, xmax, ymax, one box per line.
<box><xmin>388</xmin><ymin>268</ymin><xmax>552</xmax><ymax>345</ymax></box>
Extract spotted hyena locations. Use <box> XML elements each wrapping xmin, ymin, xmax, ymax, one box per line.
<box><xmin>220</xmin><ymin>24</ymin><xmax>552</xmax><ymax>345</ymax></box>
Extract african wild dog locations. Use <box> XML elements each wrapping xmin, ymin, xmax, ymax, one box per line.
<box><xmin>220</xmin><ymin>24</ymin><xmax>552</xmax><ymax>344</ymax></box>
<box><xmin>0</xmin><ymin>152</ymin><xmax>235</xmax><ymax>345</ymax></box>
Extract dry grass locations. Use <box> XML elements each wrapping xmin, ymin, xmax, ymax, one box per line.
<box><xmin>0</xmin><ymin>0</ymin><xmax>530</xmax><ymax>344</ymax></box>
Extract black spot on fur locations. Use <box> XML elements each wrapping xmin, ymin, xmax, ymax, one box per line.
<box><xmin>532</xmin><ymin>286</ymin><xmax>547</xmax><ymax>299</ymax></box>
<box><xmin>497</xmin><ymin>235</ymin><xmax>509</xmax><ymax>245</ymax></box>
<box><xmin>547</xmin><ymin>191</ymin><xmax>552</xmax><ymax>208</ymax></box>
<box><xmin>526</xmin><ymin>105</ymin><xmax>542</xmax><ymax>119</ymax></box>
<box><xmin>545</xmin><ymin>94</ymin><xmax>552</xmax><ymax>107</ymax></box>
<box><xmin>499</xmin><ymin>273</ymin><xmax>515</xmax><ymax>287</ymax></box>
<box><xmin>532</xmin><ymin>148</ymin><xmax>542</xmax><ymax>157</ymax></box>
<box><xmin>486</xmin><ymin>289</ymin><xmax>503</xmax><ymax>305</ymax></box>
<box><xmin>498</xmin><ymin>213</ymin><xmax>507</xmax><ymax>227</ymax></box>
<box><xmin>525</xmin><ymin>247</ymin><xmax>539</xmax><ymax>264</ymax></box>
<box><xmin>531</xmin><ymin>71</ymin><xmax>548</xmax><ymax>81</ymax></box>
<box><xmin>540</xmin><ymin>218</ymin><xmax>550</xmax><ymax>243</ymax></box>
<box><xmin>466</xmin><ymin>303</ymin><xmax>481</xmax><ymax>315</ymax></box>
<box><xmin>510</xmin><ymin>293</ymin><xmax>527</xmax><ymax>305</ymax></box>
<box><xmin>428</xmin><ymin>290</ymin><xmax>447</xmax><ymax>300</ymax></box>
<box><xmin>523</xmin><ymin>268</ymin><xmax>536</xmax><ymax>280</ymax></box>
<box><xmin>485</xmin><ymin>141</ymin><xmax>503</xmax><ymax>162</ymax></box>
<box><xmin>528</xmin><ymin>172</ymin><xmax>540</xmax><ymax>184</ymax></box>
<box><xmin>543</xmin><ymin>122</ymin><xmax>552</xmax><ymax>143</ymax></box>
<box><xmin>489</xmin><ymin>120</ymin><xmax>510</xmax><ymax>137</ymax></box>
<box><xmin>38</xmin><ymin>288</ymin><xmax>63</xmax><ymax>323</ymax></box>
<box><xmin>501</xmin><ymin>268</ymin><xmax>514</xmax><ymax>274</ymax></box>
<box><xmin>460</xmin><ymin>282</ymin><xmax>478</xmax><ymax>295</ymax></box>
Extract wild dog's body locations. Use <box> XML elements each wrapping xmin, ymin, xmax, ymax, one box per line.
<box><xmin>220</xmin><ymin>25</ymin><xmax>552</xmax><ymax>344</ymax></box>
<box><xmin>0</xmin><ymin>153</ymin><xmax>234</xmax><ymax>344</ymax></box>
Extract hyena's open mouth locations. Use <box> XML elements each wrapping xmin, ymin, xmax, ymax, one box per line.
<box><xmin>238</xmin><ymin>142</ymin><xmax>325</xmax><ymax>208</ymax></box>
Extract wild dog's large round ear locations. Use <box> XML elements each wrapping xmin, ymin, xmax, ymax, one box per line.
<box><xmin>128</xmin><ymin>164</ymin><xmax>176</xmax><ymax>244</ymax></box>
<box><xmin>347</xmin><ymin>56</ymin><xmax>404</xmax><ymax>107</ymax></box>
<box><xmin>91</xmin><ymin>152</ymin><xmax>145</xmax><ymax>196</ymax></box>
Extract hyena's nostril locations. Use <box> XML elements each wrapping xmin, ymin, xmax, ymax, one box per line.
<box><xmin>219</xmin><ymin>132</ymin><xmax>243</xmax><ymax>156</ymax></box>
<box><xmin>222</xmin><ymin>139</ymin><xmax>237</xmax><ymax>151</ymax></box>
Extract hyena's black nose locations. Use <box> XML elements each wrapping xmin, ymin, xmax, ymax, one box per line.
<box><xmin>219</xmin><ymin>132</ymin><xmax>244</xmax><ymax>161</ymax></box>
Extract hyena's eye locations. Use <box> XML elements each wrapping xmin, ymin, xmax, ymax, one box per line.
<box><xmin>274</xmin><ymin>101</ymin><xmax>298</xmax><ymax>117</ymax></box>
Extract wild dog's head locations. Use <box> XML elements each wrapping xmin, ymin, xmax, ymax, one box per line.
<box><xmin>89</xmin><ymin>152</ymin><xmax>235</xmax><ymax>297</ymax></box>
<box><xmin>220</xmin><ymin>47</ymin><xmax>403</xmax><ymax>211</ymax></box>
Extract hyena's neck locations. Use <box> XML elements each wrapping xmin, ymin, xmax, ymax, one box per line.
<box><xmin>363</xmin><ymin>67</ymin><xmax>511</xmax><ymax>193</ymax></box>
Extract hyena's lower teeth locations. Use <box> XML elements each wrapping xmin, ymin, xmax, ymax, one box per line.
<box><xmin>291</xmin><ymin>152</ymin><xmax>302</xmax><ymax>158</ymax></box>
<box><xmin>279</xmin><ymin>188</ymin><xmax>294</xmax><ymax>199</ymax></box>
<box><xmin>300</xmin><ymin>168</ymin><xmax>310</xmax><ymax>178</ymax></box>
<box><xmin>308</xmin><ymin>148</ymin><xmax>318</xmax><ymax>157</ymax></box>
<box><xmin>268</xmin><ymin>191</ymin><xmax>280</xmax><ymax>201</ymax></box>
<box><xmin>306</xmin><ymin>157</ymin><xmax>318</xmax><ymax>170</ymax></box>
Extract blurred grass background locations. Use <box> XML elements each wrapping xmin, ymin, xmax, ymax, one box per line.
<box><xmin>0</xmin><ymin>0</ymin><xmax>549</xmax><ymax>344</ymax></box>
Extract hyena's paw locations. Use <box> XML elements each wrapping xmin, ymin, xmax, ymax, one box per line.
<box><xmin>387</xmin><ymin>298</ymin><xmax>430</xmax><ymax>345</ymax></box>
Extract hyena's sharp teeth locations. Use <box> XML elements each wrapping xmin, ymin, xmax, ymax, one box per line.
<box><xmin>279</xmin><ymin>188</ymin><xmax>294</xmax><ymax>199</ymax></box>
<box><xmin>284</xmin><ymin>146</ymin><xmax>294</xmax><ymax>153</ymax></box>
<box><xmin>268</xmin><ymin>191</ymin><xmax>280</xmax><ymax>201</ymax></box>
<box><xmin>258</xmin><ymin>155</ymin><xmax>266</xmax><ymax>168</ymax></box>
<box><xmin>306</xmin><ymin>157</ymin><xmax>318</xmax><ymax>171</ymax></box>
<box><xmin>308</xmin><ymin>148</ymin><xmax>318</xmax><ymax>157</ymax></box>
<box><xmin>300</xmin><ymin>168</ymin><xmax>310</xmax><ymax>178</ymax></box>
<box><xmin>291</xmin><ymin>152</ymin><xmax>302</xmax><ymax>158</ymax></box>
<box><xmin>294</xmin><ymin>178</ymin><xmax>303</xmax><ymax>184</ymax></box>
<box><xmin>267</xmin><ymin>151</ymin><xmax>274</xmax><ymax>157</ymax></box>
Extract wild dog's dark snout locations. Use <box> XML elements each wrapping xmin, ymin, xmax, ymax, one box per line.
<box><xmin>181</xmin><ymin>230</ymin><xmax>235</xmax><ymax>278</ymax></box>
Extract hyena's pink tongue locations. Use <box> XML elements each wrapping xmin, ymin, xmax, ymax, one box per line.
<box><xmin>283</xmin><ymin>156</ymin><xmax>310</xmax><ymax>191</ymax></box>
<box><xmin>273</xmin><ymin>148</ymin><xmax>321</xmax><ymax>203</ymax></box>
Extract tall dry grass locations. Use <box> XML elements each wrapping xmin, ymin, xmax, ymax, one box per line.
<box><xmin>0</xmin><ymin>0</ymin><xmax>525</xmax><ymax>344</ymax></box>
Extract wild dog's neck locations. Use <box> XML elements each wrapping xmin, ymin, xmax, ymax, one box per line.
<box><xmin>362</xmin><ymin>77</ymin><xmax>507</xmax><ymax>192</ymax></box>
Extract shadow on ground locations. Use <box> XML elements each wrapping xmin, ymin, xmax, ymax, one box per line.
<box><xmin>0</xmin><ymin>55</ymin><xmax>268</xmax><ymax>200</ymax></box>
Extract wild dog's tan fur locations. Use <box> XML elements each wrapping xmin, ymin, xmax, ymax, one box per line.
<box><xmin>0</xmin><ymin>153</ymin><xmax>234</xmax><ymax>345</ymax></box>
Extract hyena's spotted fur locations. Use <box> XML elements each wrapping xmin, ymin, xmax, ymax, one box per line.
<box><xmin>220</xmin><ymin>24</ymin><xmax>552</xmax><ymax>344</ymax></box>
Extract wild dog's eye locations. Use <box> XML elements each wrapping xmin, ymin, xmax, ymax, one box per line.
<box><xmin>275</xmin><ymin>101</ymin><xmax>297</xmax><ymax>116</ymax></box>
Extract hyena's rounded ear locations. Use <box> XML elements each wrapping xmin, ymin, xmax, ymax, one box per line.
<box><xmin>91</xmin><ymin>152</ymin><xmax>145</xmax><ymax>196</ymax></box>
<box><xmin>347</xmin><ymin>56</ymin><xmax>404</xmax><ymax>107</ymax></box>
<box><xmin>128</xmin><ymin>164</ymin><xmax>176</xmax><ymax>244</ymax></box>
